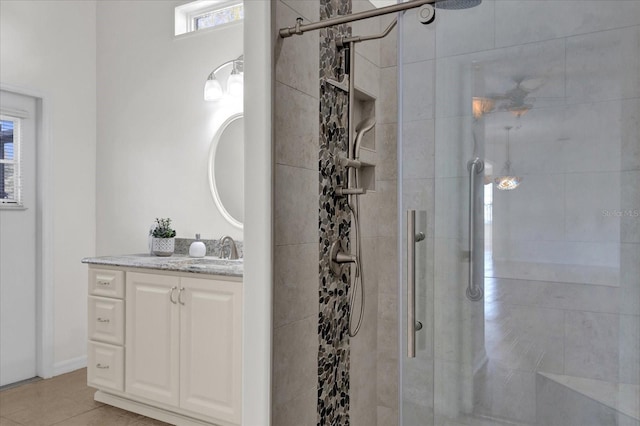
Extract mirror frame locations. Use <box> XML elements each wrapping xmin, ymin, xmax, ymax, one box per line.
<box><xmin>208</xmin><ymin>112</ymin><xmax>244</xmax><ymax>229</ymax></box>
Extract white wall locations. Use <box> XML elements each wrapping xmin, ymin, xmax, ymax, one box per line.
<box><xmin>96</xmin><ymin>0</ymin><xmax>243</xmax><ymax>257</ymax></box>
<box><xmin>0</xmin><ymin>0</ymin><xmax>97</xmax><ymax>372</ymax></box>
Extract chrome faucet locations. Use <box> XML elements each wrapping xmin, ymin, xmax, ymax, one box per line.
<box><xmin>220</xmin><ymin>235</ymin><xmax>239</xmax><ymax>260</ymax></box>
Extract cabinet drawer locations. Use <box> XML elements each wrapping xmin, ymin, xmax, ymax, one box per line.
<box><xmin>89</xmin><ymin>269</ymin><xmax>124</xmax><ymax>298</ymax></box>
<box><xmin>87</xmin><ymin>341</ymin><xmax>124</xmax><ymax>392</ymax></box>
<box><xmin>88</xmin><ymin>296</ymin><xmax>124</xmax><ymax>345</ymax></box>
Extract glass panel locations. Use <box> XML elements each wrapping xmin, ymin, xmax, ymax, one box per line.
<box><xmin>0</xmin><ymin>163</ymin><xmax>15</xmax><ymax>201</ymax></box>
<box><xmin>194</xmin><ymin>4</ymin><xmax>244</xmax><ymax>30</ymax></box>
<box><xmin>400</xmin><ymin>2</ymin><xmax>640</xmax><ymax>425</ymax></box>
<box><xmin>1</xmin><ymin>119</ymin><xmax>14</xmax><ymax>161</ymax></box>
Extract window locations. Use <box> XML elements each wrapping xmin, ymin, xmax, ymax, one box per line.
<box><xmin>175</xmin><ymin>1</ymin><xmax>243</xmax><ymax>36</ymax></box>
<box><xmin>0</xmin><ymin>115</ymin><xmax>21</xmax><ymax>206</ymax></box>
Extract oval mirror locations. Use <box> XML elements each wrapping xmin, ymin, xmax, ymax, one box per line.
<box><xmin>208</xmin><ymin>113</ymin><xmax>244</xmax><ymax>229</ymax></box>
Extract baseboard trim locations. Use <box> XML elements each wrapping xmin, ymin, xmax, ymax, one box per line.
<box><xmin>53</xmin><ymin>356</ymin><xmax>87</xmax><ymax>376</ymax></box>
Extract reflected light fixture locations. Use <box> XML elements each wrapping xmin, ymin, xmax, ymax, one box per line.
<box><xmin>472</xmin><ymin>96</ymin><xmax>495</xmax><ymax>119</ymax></box>
<box><xmin>204</xmin><ymin>54</ymin><xmax>244</xmax><ymax>101</ymax></box>
<box><xmin>494</xmin><ymin>126</ymin><xmax>522</xmax><ymax>191</ymax></box>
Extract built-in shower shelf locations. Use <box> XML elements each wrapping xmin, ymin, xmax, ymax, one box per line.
<box><xmin>537</xmin><ymin>372</ymin><xmax>639</xmax><ymax>424</ymax></box>
<box><xmin>354</xmin><ymin>89</ymin><xmax>376</xmax><ymax>151</ymax></box>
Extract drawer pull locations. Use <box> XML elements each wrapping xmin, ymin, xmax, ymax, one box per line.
<box><xmin>96</xmin><ymin>363</ymin><xmax>110</xmax><ymax>369</ymax></box>
<box><xmin>96</xmin><ymin>317</ymin><xmax>110</xmax><ymax>323</ymax></box>
<box><xmin>97</xmin><ymin>280</ymin><xmax>111</xmax><ymax>287</ymax></box>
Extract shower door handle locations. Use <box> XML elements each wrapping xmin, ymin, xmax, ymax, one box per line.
<box><xmin>466</xmin><ymin>158</ymin><xmax>484</xmax><ymax>301</ymax></box>
<box><xmin>407</xmin><ymin>210</ymin><xmax>416</xmax><ymax>358</ymax></box>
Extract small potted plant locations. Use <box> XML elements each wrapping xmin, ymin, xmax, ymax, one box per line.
<box><xmin>150</xmin><ymin>217</ymin><xmax>177</xmax><ymax>257</ymax></box>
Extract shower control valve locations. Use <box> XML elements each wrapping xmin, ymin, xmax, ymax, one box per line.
<box><xmin>329</xmin><ymin>240</ymin><xmax>357</xmax><ymax>276</ymax></box>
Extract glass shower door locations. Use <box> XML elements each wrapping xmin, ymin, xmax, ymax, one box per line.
<box><xmin>400</xmin><ymin>2</ymin><xmax>640</xmax><ymax>426</ymax></box>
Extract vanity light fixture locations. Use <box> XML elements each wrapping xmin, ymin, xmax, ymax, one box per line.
<box><xmin>204</xmin><ymin>54</ymin><xmax>244</xmax><ymax>101</ymax></box>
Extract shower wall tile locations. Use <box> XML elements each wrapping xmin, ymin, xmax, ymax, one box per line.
<box><xmin>562</xmin><ymin>101</ymin><xmax>622</xmax><ymax>173</ymax></box>
<box><xmin>377</xmin><ymin>352</ymin><xmax>399</xmax><ymax>408</ymax></box>
<box><xmin>377</xmin><ymin>405</ymin><xmax>398</xmax><ymax>426</ymax></box>
<box><xmin>378</xmin><ymin>66</ymin><xmax>398</xmax><ymax>125</ymax></box>
<box><xmin>275</xmin><ymin>1</ymin><xmax>320</xmax><ymax>98</ymax></box>
<box><xmin>376</xmin><ymin>179</ymin><xmax>398</xmax><ymax>237</ymax></box>
<box><xmin>377</xmin><ymin>123</ymin><xmax>398</xmax><ymax>181</ymax></box>
<box><xmin>273</xmin><ymin>385</ymin><xmax>318</xmax><ymax>426</ymax></box>
<box><xmin>352</xmin><ymin>237</ymin><xmax>379</xmax><ymax>360</ymax></box>
<box><xmin>565</xmin><ymin>172</ymin><xmax>621</xmax><ymax>244</ymax></box>
<box><xmin>622</xmin><ymin>98</ymin><xmax>640</xmax><ymax>172</ymax></box>
<box><xmin>402</xmin><ymin>119</ymin><xmax>434</xmax><ymax>180</ymax></box>
<box><xmin>566</xmin><ymin>26</ymin><xmax>640</xmax><ymax>105</ymax></box>
<box><xmin>353</xmin><ymin>0</ymin><xmax>380</xmax><ymax>67</ymax></box>
<box><xmin>272</xmin><ymin>315</ymin><xmax>319</xmax><ymax>407</ymax></box>
<box><xmin>275</xmin><ymin>82</ymin><xmax>319</xmax><ymax>171</ymax></box>
<box><xmin>493</xmin><ymin>172</ymin><xmax>566</xmax><ymax>242</ymax></box>
<box><xmin>403</xmin><ymin>356</ymin><xmax>434</xmax><ymax>409</ymax></box>
<box><xmin>377</xmin><ymin>236</ymin><xmax>398</xmax><ymax>296</ymax></box>
<box><xmin>281</xmin><ymin>0</ymin><xmax>319</xmax><ymax>22</ymax></box>
<box><xmin>351</xmin><ymin>332</ymin><xmax>378</xmax><ymax>426</ymax></box>
<box><xmin>434</xmin><ymin>0</ymin><xmax>495</xmax><ymax>58</ymax></box>
<box><xmin>401</xmin><ymin>8</ymin><xmax>435</xmax><ymax>64</ymax></box>
<box><xmin>403</xmin><ymin>400</ymin><xmax>433</xmax><ymax>426</ymax></box>
<box><xmin>355</xmin><ymin>52</ymin><xmax>381</xmax><ymax>98</ymax></box>
<box><xmin>273</xmin><ymin>243</ymin><xmax>319</xmax><ymax>329</ymax></box>
<box><xmin>484</xmin><ymin>304</ymin><xmax>565</xmax><ymax>374</ymax></box>
<box><xmin>274</xmin><ymin>164</ymin><xmax>318</xmax><ymax>245</ymax></box>
<box><xmin>380</xmin><ymin>14</ymin><xmax>398</xmax><ymax>69</ymax></box>
<box><xmin>433</xmin><ymin>176</ymin><xmax>467</xmax><ymax>241</ymax></box>
<box><xmin>564</xmin><ymin>311</ymin><xmax>620</xmax><ymax>382</ymax></box>
<box><xmin>619</xmin><ymin>314</ymin><xmax>640</xmax><ymax>385</ymax></box>
<box><xmin>402</xmin><ymin>178</ymin><xmax>435</xmax><ymax>237</ymax></box>
<box><xmin>377</xmin><ymin>290</ymin><xmax>398</xmax><ymax>359</ymax></box>
<box><xmin>474</xmin><ymin>361</ymin><xmax>537</xmax><ymax>425</ymax></box>
<box><xmin>402</xmin><ymin>59</ymin><xmax>435</xmax><ymax>122</ymax></box>
<box><xmin>485</xmin><ymin>101</ymin><xmax>624</xmax><ymax>177</ymax></box>
<box><xmin>621</xmin><ymin>171</ymin><xmax>640</xmax><ymax>244</ymax></box>
<box><xmin>486</xmin><ymin>277</ymin><xmax>621</xmax><ymax>315</ymax></box>
<box><xmin>620</xmin><ymin>243</ymin><xmax>640</xmax><ymax>316</ymax></box>
<box><xmin>359</xmin><ymin>189</ymin><xmax>380</xmax><ymax>239</ymax></box>
<box><xmin>495</xmin><ymin>1</ymin><xmax>640</xmax><ymax>48</ymax></box>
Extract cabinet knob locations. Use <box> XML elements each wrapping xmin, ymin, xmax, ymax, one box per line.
<box><xmin>178</xmin><ymin>287</ymin><xmax>185</xmax><ymax>305</ymax></box>
<box><xmin>170</xmin><ymin>286</ymin><xmax>178</xmax><ymax>304</ymax></box>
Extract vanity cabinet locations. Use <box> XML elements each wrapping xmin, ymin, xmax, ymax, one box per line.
<box><xmin>87</xmin><ymin>268</ymin><xmax>125</xmax><ymax>392</ymax></box>
<box><xmin>87</xmin><ymin>266</ymin><xmax>242</xmax><ymax>426</ymax></box>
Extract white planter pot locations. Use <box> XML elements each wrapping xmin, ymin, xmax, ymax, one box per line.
<box><xmin>152</xmin><ymin>238</ymin><xmax>175</xmax><ymax>257</ymax></box>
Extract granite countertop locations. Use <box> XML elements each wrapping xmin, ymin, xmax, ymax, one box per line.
<box><xmin>82</xmin><ymin>254</ymin><xmax>243</xmax><ymax>278</ymax></box>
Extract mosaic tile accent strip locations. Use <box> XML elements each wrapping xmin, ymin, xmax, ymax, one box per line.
<box><xmin>318</xmin><ymin>1</ymin><xmax>352</xmax><ymax>425</ymax></box>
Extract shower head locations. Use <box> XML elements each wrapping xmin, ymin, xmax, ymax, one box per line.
<box><xmin>353</xmin><ymin>117</ymin><xmax>376</xmax><ymax>160</ymax></box>
<box><xmin>435</xmin><ymin>0</ymin><xmax>482</xmax><ymax>10</ymax></box>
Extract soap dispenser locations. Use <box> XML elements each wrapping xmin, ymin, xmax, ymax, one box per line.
<box><xmin>189</xmin><ymin>234</ymin><xmax>206</xmax><ymax>258</ymax></box>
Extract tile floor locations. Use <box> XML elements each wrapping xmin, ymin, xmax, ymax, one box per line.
<box><xmin>0</xmin><ymin>369</ymin><xmax>169</xmax><ymax>426</ymax></box>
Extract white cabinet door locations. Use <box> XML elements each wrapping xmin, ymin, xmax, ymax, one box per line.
<box><xmin>125</xmin><ymin>272</ymin><xmax>180</xmax><ymax>407</ymax></box>
<box><xmin>179</xmin><ymin>277</ymin><xmax>242</xmax><ymax>424</ymax></box>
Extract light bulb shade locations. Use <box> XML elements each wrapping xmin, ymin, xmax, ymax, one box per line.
<box><xmin>494</xmin><ymin>175</ymin><xmax>522</xmax><ymax>191</ymax></box>
<box><xmin>227</xmin><ymin>73</ymin><xmax>243</xmax><ymax>97</ymax></box>
<box><xmin>204</xmin><ymin>78</ymin><xmax>223</xmax><ymax>101</ymax></box>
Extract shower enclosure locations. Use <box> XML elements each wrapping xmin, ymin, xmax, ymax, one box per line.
<box><xmin>399</xmin><ymin>1</ymin><xmax>640</xmax><ymax>425</ymax></box>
